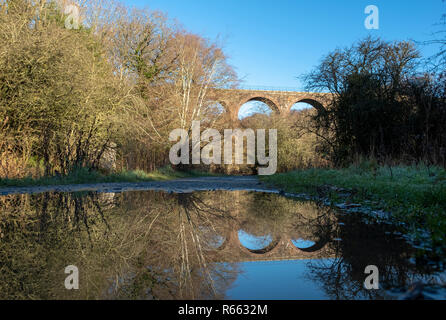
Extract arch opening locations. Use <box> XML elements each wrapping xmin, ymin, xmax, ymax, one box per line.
<box><xmin>290</xmin><ymin>99</ymin><xmax>325</xmax><ymax>114</ymax></box>
<box><xmin>238</xmin><ymin>97</ymin><xmax>278</xmax><ymax>120</ymax></box>
<box><xmin>237</xmin><ymin>229</ymin><xmax>280</xmax><ymax>254</ymax></box>
<box><xmin>204</xmin><ymin>101</ymin><xmax>227</xmax><ymax>121</ymax></box>
<box><xmin>290</xmin><ymin>102</ymin><xmax>314</xmax><ymax>113</ymax></box>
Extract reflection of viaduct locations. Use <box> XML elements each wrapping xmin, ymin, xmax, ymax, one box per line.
<box><xmin>207</xmin><ymin>228</ymin><xmax>335</xmax><ymax>263</ymax></box>
<box><xmin>209</xmin><ymin>209</ymin><xmax>333</xmax><ymax>262</ymax></box>
<box><xmin>207</xmin><ymin>88</ymin><xmax>333</xmax><ymax>123</ymax></box>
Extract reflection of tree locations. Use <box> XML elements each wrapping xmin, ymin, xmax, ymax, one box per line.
<box><xmin>95</xmin><ymin>191</ymin><xmax>239</xmax><ymax>300</ymax></box>
<box><xmin>305</xmin><ymin>214</ymin><xmax>440</xmax><ymax>300</ymax></box>
<box><xmin>0</xmin><ymin>192</ymin><xmax>119</xmax><ymax>299</ymax></box>
<box><xmin>0</xmin><ymin>191</ymin><xmax>240</xmax><ymax>300</ymax></box>
<box><xmin>164</xmin><ymin>193</ymin><xmax>238</xmax><ymax>299</ymax></box>
<box><xmin>1</xmin><ymin>190</ymin><xmax>440</xmax><ymax>300</ymax></box>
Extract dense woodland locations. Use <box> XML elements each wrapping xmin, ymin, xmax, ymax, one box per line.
<box><xmin>1</xmin><ymin>0</ymin><xmax>446</xmax><ymax>181</ymax></box>
<box><xmin>303</xmin><ymin>37</ymin><xmax>446</xmax><ymax>167</ymax></box>
<box><xmin>0</xmin><ymin>0</ymin><xmax>238</xmax><ymax>178</ymax></box>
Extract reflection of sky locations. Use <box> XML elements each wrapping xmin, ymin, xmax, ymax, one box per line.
<box><xmin>238</xmin><ymin>230</ymin><xmax>272</xmax><ymax>250</ymax></box>
<box><xmin>291</xmin><ymin>238</ymin><xmax>316</xmax><ymax>249</ymax></box>
<box><xmin>225</xmin><ymin>259</ymin><xmax>333</xmax><ymax>300</ymax></box>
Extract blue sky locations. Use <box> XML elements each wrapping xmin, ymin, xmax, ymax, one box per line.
<box><xmin>122</xmin><ymin>0</ymin><xmax>445</xmax><ymax>89</ymax></box>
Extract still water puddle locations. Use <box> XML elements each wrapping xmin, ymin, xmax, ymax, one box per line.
<box><xmin>0</xmin><ymin>190</ymin><xmax>445</xmax><ymax>300</ymax></box>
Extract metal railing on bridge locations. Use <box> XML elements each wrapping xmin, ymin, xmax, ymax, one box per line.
<box><xmin>238</xmin><ymin>85</ymin><xmax>303</xmax><ymax>92</ymax></box>
<box><xmin>218</xmin><ymin>85</ymin><xmax>303</xmax><ymax>92</ymax></box>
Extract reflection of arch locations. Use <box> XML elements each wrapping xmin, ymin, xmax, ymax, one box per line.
<box><xmin>206</xmin><ymin>236</ymin><xmax>228</xmax><ymax>251</ymax></box>
<box><xmin>291</xmin><ymin>237</ymin><xmax>329</xmax><ymax>253</ymax></box>
<box><xmin>248</xmin><ymin>237</ymin><xmax>281</xmax><ymax>255</ymax></box>
<box><xmin>237</xmin><ymin>230</ymin><xmax>281</xmax><ymax>255</ymax></box>
<box><xmin>237</xmin><ymin>97</ymin><xmax>279</xmax><ymax>119</ymax></box>
<box><xmin>206</xmin><ymin>227</ymin><xmax>238</xmax><ymax>253</ymax></box>
<box><xmin>199</xmin><ymin>226</ymin><xmax>227</xmax><ymax>251</ymax></box>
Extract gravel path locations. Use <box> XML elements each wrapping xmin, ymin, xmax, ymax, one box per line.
<box><xmin>0</xmin><ymin>176</ymin><xmax>279</xmax><ymax>196</ymax></box>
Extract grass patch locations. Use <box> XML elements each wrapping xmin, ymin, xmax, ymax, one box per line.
<box><xmin>0</xmin><ymin>166</ymin><xmax>217</xmax><ymax>188</ymax></box>
<box><xmin>261</xmin><ymin>164</ymin><xmax>446</xmax><ymax>249</ymax></box>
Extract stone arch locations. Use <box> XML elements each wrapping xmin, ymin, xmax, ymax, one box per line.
<box><xmin>237</xmin><ymin>96</ymin><xmax>280</xmax><ymax>119</ymax></box>
<box><xmin>204</xmin><ymin>99</ymin><xmax>229</xmax><ymax>114</ymax></box>
<box><xmin>205</xmin><ymin>99</ymin><xmax>227</xmax><ymax>108</ymax></box>
<box><xmin>203</xmin><ymin>100</ymin><xmax>235</xmax><ymax>124</ymax></box>
<box><xmin>289</xmin><ymin>98</ymin><xmax>325</xmax><ymax>114</ymax></box>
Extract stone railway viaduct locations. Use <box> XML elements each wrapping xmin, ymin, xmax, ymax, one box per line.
<box><xmin>207</xmin><ymin>88</ymin><xmax>333</xmax><ymax>123</ymax></box>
